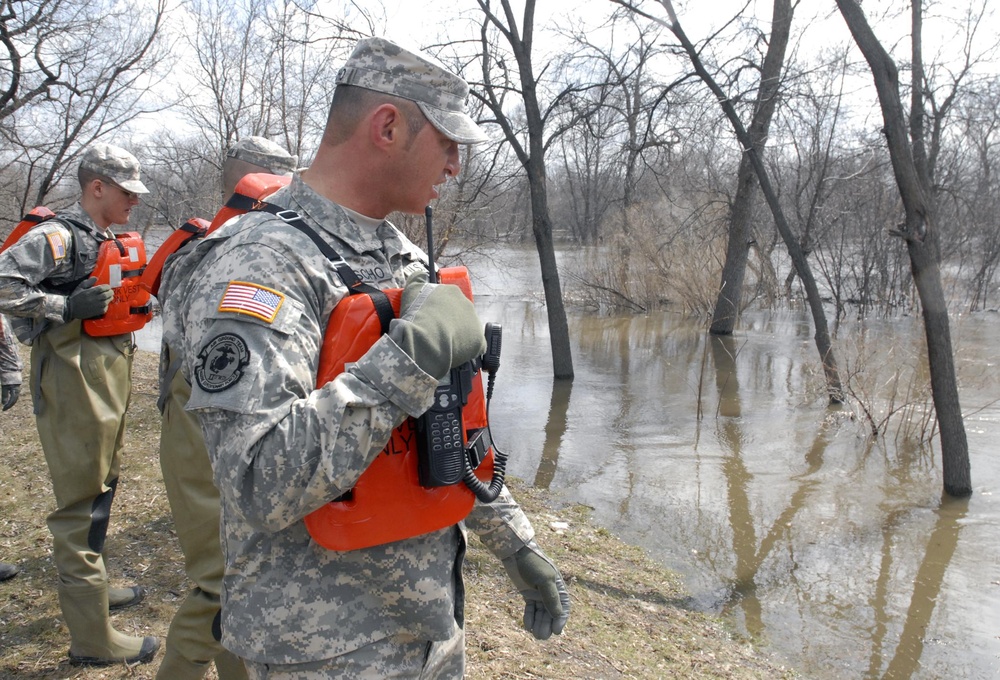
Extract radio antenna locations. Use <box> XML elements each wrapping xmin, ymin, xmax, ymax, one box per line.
<box><xmin>424</xmin><ymin>205</ymin><xmax>437</xmax><ymax>283</ymax></box>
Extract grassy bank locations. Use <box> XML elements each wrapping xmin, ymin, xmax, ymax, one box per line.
<box><xmin>0</xmin><ymin>347</ymin><xmax>794</xmax><ymax>679</ymax></box>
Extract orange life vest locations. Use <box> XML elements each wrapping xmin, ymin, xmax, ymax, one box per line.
<box><xmin>140</xmin><ymin>218</ymin><xmax>209</xmax><ymax>298</ymax></box>
<box><xmin>82</xmin><ymin>232</ymin><xmax>153</xmax><ymax>337</ymax></box>
<box><xmin>140</xmin><ymin>174</ymin><xmax>292</xmax><ymax>298</ymax></box>
<box><xmin>209</xmin><ymin>173</ymin><xmax>292</xmax><ymax>233</ymax></box>
<box><xmin>303</xmin><ymin>266</ymin><xmax>495</xmax><ymax>552</ymax></box>
<box><xmin>1</xmin><ymin>206</ymin><xmax>56</xmax><ymax>253</ymax></box>
<box><xmin>3</xmin><ymin>208</ymin><xmax>152</xmax><ymax>336</ymax></box>
<box><xmin>190</xmin><ymin>183</ymin><xmax>499</xmax><ymax>550</ymax></box>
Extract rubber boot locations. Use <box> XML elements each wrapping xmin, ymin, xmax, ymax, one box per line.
<box><xmin>0</xmin><ymin>562</ymin><xmax>20</xmax><ymax>581</ymax></box>
<box><xmin>109</xmin><ymin>585</ymin><xmax>146</xmax><ymax>611</ymax></box>
<box><xmin>59</xmin><ymin>581</ymin><xmax>160</xmax><ymax>666</ymax></box>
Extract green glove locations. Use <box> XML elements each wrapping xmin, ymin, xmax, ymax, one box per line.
<box><xmin>501</xmin><ymin>541</ymin><xmax>571</xmax><ymax>640</ymax></box>
<box><xmin>65</xmin><ymin>277</ymin><xmax>113</xmax><ymax>321</ymax></box>
<box><xmin>1</xmin><ymin>383</ymin><xmax>19</xmax><ymax>411</ymax></box>
<box><xmin>388</xmin><ymin>270</ymin><xmax>487</xmax><ymax>380</ymax></box>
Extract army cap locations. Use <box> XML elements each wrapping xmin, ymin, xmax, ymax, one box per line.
<box><xmin>227</xmin><ymin>136</ymin><xmax>299</xmax><ymax>174</ymax></box>
<box><xmin>336</xmin><ymin>36</ymin><xmax>488</xmax><ymax>145</ymax></box>
<box><xmin>80</xmin><ymin>142</ymin><xmax>149</xmax><ymax>194</ymax></box>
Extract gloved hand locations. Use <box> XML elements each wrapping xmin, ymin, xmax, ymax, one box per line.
<box><xmin>1</xmin><ymin>383</ymin><xmax>19</xmax><ymax>411</ymax></box>
<box><xmin>388</xmin><ymin>270</ymin><xmax>487</xmax><ymax>380</ymax></box>
<box><xmin>501</xmin><ymin>541</ymin><xmax>571</xmax><ymax>640</ymax></box>
<box><xmin>64</xmin><ymin>277</ymin><xmax>113</xmax><ymax>321</ymax></box>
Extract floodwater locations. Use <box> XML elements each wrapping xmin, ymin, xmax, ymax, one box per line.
<box><xmin>137</xmin><ymin>242</ymin><xmax>1000</xmax><ymax>679</ymax></box>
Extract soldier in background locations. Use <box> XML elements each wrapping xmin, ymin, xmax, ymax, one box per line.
<box><xmin>1</xmin><ymin>313</ymin><xmax>22</xmax><ymax>582</ymax></box>
<box><xmin>0</xmin><ymin>143</ymin><xmax>159</xmax><ymax>666</ymax></box>
<box><xmin>156</xmin><ymin>136</ymin><xmax>297</xmax><ymax>680</ymax></box>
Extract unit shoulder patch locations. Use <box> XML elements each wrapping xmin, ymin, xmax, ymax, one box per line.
<box><xmin>195</xmin><ymin>333</ymin><xmax>251</xmax><ymax>393</ymax></box>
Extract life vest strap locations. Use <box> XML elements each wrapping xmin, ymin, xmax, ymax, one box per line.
<box><xmin>252</xmin><ymin>202</ymin><xmax>396</xmax><ymax>336</ymax></box>
<box><xmin>223</xmin><ymin>191</ymin><xmax>258</xmax><ymax>213</ymax></box>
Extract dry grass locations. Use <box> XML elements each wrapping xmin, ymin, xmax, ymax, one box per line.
<box><xmin>0</xmin><ymin>346</ymin><xmax>794</xmax><ymax>679</ymax></box>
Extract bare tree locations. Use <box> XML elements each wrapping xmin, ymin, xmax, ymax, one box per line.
<box><xmin>704</xmin><ymin>0</ymin><xmax>794</xmax><ymax>337</ymax></box>
<box><xmin>834</xmin><ymin>0</ymin><xmax>977</xmax><ymax>496</ymax></box>
<box><xmin>615</xmin><ymin>0</ymin><xmax>844</xmax><ymax>402</ymax></box>
<box><xmin>951</xmin><ymin>75</ymin><xmax>1000</xmax><ymax>312</ymax></box>
<box><xmin>567</xmin><ymin>12</ymin><xmax>683</xmax><ymax>229</ymax></box>
<box><xmin>472</xmin><ymin>0</ymin><xmax>581</xmax><ymax>379</ymax></box>
<box><xmin>0</xmin><ymin>0</ymin><xmax>169</xmax><ymax>218</ymax></box>
<box><xmin>0</xmin><ymin>0</ymin><xmax>65</xmax><ymax>123</ymax></box>
<box><xmin>143</xmin><ymin>0</ymin><xmax>367</xmax><ymax>226</ymax></box>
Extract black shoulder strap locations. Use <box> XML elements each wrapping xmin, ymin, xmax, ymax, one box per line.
<box><xmin>55</xmin><ymin>216</ymin><xmax>97</xmax><ymax>236</ymax></box>
<box><xmin>223</xmin><ymin>191</ymin><xmax>258</xmax><ymax>213</ymax></box>
<box><xmin>251</xmin><ymin>202</ymin><xmax>395</xmax><ymax>335</ymax></box>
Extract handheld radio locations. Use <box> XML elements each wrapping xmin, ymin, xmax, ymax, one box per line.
<box><xmin>416</xmin><ymin>207</ymin><xmax>507</xmax><ymax>500</ymax></box>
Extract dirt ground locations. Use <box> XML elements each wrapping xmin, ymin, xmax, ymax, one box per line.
<box><xmin>0</xmin><ymin>346</ymin><xmax>796</xmax><ymax>679</ymax></box>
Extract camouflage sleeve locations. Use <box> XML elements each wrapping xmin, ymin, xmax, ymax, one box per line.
<box><xmin>0</xmin><ymin>314</ymin><xmax>22</xmax><ymax>385</ymax></box>
<box><xmin>0</xmin><ymin>222</ymin><xmax>75</xmax><ymax>323</ymax></box>
<box><xmin>185</xmin><ymin>242</ymin><xmax>439</xmax><ymax>533</ymax></box>
<box><xmin>464</xmin><ymin>485</ymin><xmax>536</xmax><ymax>560</ymax></box>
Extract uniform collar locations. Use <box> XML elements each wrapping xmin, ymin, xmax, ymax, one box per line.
<box><xmin>64</xmin><ymin>202</ymin><xmax>115</xmax><ymax>239</ymax></box>
<box><xmin>285</xmin><ymin>175</ymin><xmax>401</xmax><ymax>256</ymax></box>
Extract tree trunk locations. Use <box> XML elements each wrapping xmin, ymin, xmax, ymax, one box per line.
<box><xmin>476</xmin><ymin>0</ymin><xmax>575</xmax><ymax>379</ymax></box>
<box><xmin>710</xmin><ymin>0</ymin><xmax>792</xmax><ymax>335</ymax></box>
<box><xmin>527</xmin><ymin>160</ymin><xmax>575</xmax><ymax>378</ymax></box>
<box><xmin>711</xmin><ymin>157</ymin><xmax>758</xmax><ymax>334</ymax></box>
<box><xmin>835</xmin><ymin>0</ymin><xmax>970</xmax><ymax>496</ymax></box>
<box><xmin>657</xmin><ymin>0</ymin><xmax>843</xmax><ymax>402</ymax></box>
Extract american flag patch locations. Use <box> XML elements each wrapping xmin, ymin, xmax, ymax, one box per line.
<box><xmin>218</xmin><ymin>281</ymin><xmax>284</xmax><ymax>323</ymax></box>
<box><xmin>46</xmin><ymin>232</ymin><xmax>66</xmax><ymax>260</ymax></box>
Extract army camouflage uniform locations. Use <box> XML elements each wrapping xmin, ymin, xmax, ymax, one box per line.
<box><xmin>0</xmin><ymin>313</ymin><xmax>21</xmax><ymax>391</ymax></box>
<box><xmin>155</xmin><ymin>136</ymin><xmax>296</xmax><ymax>680</ymax></box>
<box><xmin>160</xmin><ymin>175</ymin><xmax>536</xmax><ymax>676</ymax></box>
<box><xmin>0</xmin><ymin>203</ymin><xmax>144</xmax><ymax>605</ymax></box>
<box><xmin>0</xmin><ymin>313</ymin><xmax>20</xmax><ymax>580</ymax></box>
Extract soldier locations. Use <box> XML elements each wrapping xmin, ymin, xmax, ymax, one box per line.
<box><xmin>161</xmin><ymin>37</ymin><xmax>570</xmax><ymax>679</ymax></box>
<box><xmin>156</xmin><ymin>136</ymin><xmax>296</xmax><ymax>680</ymax></box>
<box><xmin>0</xmin><ymin>143</ymin><xmax>160</xmax><ymax>666</ymax></box>
<box><xmin>0</xmin><ymin>313</ymin><xmax>20</xmax><ymax>413</ymax></box>
<box><xmin>1</xmin><ymin>313</ymin><xmax>22</xmax><ymax>582</ymax></box>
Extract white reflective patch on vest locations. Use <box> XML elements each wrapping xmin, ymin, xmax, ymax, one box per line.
<box><xmin>109</xmin><ymin>265</ymin><xmax>122</xmax><ymax>288</ymax></box>
<box><xmin>128</xmin><ymin>246</ymin><xmax>139</xmax><ymax>262</ymax></box>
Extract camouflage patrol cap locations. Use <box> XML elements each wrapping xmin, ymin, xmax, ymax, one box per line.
<box><xmin>336</xmin><ymin>36</ymin><xmax>488</xmax><ymax>145</ymax></box>
<box><xmin>226</xmin><ymin>136</ymin><xmax>299</xmax><ymax>174</ymax></box>
<box><xmin>80</xmin><ymin>142</ymin><xmax>149</xmax><ymax>194</ymax></box>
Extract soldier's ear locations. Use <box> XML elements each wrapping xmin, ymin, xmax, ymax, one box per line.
<box><xmin>370</xmin><ymin>103</ymin><xmax>403</xmax><ymax>149</ymax></box>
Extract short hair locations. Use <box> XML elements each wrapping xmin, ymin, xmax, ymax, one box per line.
<box><xmin>78</xmin><ymin>167</ymin><xmax>104</xmax><ymax>190</ymax></box>
<box><xmin>324</xmin><ymin>84</ymin><xmax>427</xmax><ymax>147</ymax></box>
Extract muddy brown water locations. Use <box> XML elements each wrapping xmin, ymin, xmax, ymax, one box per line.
<box><xmin>139</xmin><ymin>241</ymin><xmax>1000</xmax><ymax>679</ymax></box>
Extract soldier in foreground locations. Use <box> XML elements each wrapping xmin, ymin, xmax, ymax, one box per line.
<box><xmin>161</xmin><ymin>37</ymin><xmax>569</xmax><ymax>678</ymax></box>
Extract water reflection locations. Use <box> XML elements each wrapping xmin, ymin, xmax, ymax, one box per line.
<box><xmin>463</xmin><ymin>247</ymin><xmax>1000</xmax><ymax>679</ymax></box>
<box><xmin>137</xmin><ymin>245</ymin><xmax>1000</xmax><ymax>679</ymax></box>
<box><xmin>869</xmin><ymin>496</ymin><xmax>968</xmax><ymax>680</ymax></box>
<box><xmin>535</xmin><ymin>379</ymin><xmax>572</xmax><ymax>490</ymax></box>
